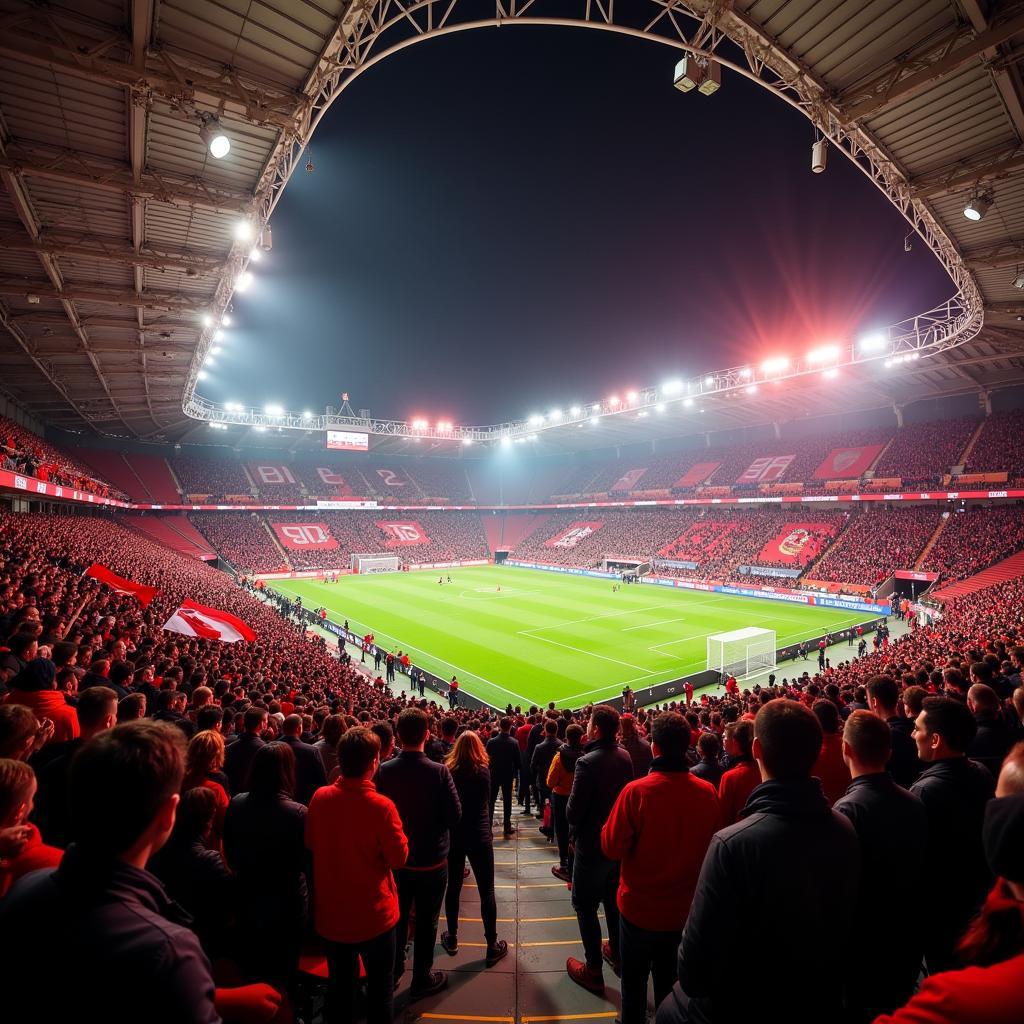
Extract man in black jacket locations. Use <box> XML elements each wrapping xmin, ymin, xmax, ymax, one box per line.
<box><xmin>531</xmin><ymin>719</ymin><xmax>561</xmax><ymax>825</ymax></box>
<box><xmin>967</xmin><ymin>682</ymin><xmax>1013</xmax><ymax>778</ymax></box>
<box><xmin>225</xmin><ymin>706</ymin><xmax>267</xmax><ymax>794</ymax></box>
<box><xmin>911</xmin><ymin>695</ymin><xmax>995</xmax><ymax>973</ymax></box>
<box><xmin>0</xmin><ymin>720</ymin><xmax>221</xmax><ymax>1023</ymax></box>
<box><xmin>834</xmin><ymin>711</ymin><xmax>928</xmax><ymax>1022</ymax></box>
<box><xmin>656</xmin><ymin>699</ymin><xmax>860</xmax><ymax>1024</ymax></box>
<box><xmin>280</xmin><ymin>714</ymin><xmax>327</xmax><ymax>805</ymax></box>
<box><xmin>566</xmin><ymin>704</ymin><xmax>633</xmax><ymax>994</ymax></box>
<box><xmin>377</xmin><ymin>707</ymin><xmax>462</xmax><ymax>999</ymax></box>
<box><xmin>486</xmin><ymin>717</ymin><xmax>521</xmax><ymax>837</ymax></box>
<box><xmin>866</xmin><ymin>674</ymin><xmax>921</xmax><ymax>786</ymax></box>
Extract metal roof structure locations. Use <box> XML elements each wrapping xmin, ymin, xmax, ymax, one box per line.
<box><xmin>0</xmin><ymin>0</ymin><xmax>1023</xmax><ymax>453</ymax></box>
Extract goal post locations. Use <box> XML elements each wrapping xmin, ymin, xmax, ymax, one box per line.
<box><xmin>706</xmin><ymin>626</ymin><xmax>777</xmax><ymax>679</ymax></box>
<box><xmin>351</xmin><ymin>553</ymin><xmax>401</xmax><ymax>574</ymax></box>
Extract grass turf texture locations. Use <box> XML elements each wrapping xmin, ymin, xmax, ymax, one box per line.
<box><xmin>274</xmin><ymin>565</ymin><xmax>872</xmax><ymax>709</ymax></box>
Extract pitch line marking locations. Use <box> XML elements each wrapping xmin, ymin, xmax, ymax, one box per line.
<box><xmin>519</xmin><ymin>632</ymin><xmax>657</xmax><ymax>673</ymax></box>
<box><xmin>517</xmin><ymin>603</ymin><xmax>673</xmax><ymax>635</ymax></box>
<box><xmin>622</xmin><ymin>616</ymin><xmax>690</xmax><ymax>631</ymax></box>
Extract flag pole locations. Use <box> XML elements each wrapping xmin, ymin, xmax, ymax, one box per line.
<box><xmin>64</xmin><ymin>589</ymin><xmax>94</xmax><ymax>634</ymax></box>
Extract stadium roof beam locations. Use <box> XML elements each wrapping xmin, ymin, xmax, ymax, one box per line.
<box><xmin>0</xmin><ymin>232</ymin><xmax>231</xmax><ymax>276</ymax></box>
<box><xmin>0</xmin><ymin>280</ymin><xmax>210</xmax><ymax>315</ymax></box>
<box><xmin>837</xmin><ymin>11</ymin><xmax>1024</xmax><ymax>123</ymax></box>
<box><xmin>964</xmin><ymin>240</ymin><xmax>1024</xmax><ymax>270</ymax></box>
<box><xmin>0</xmin><ymin>9</ymin><xmax>307</xmax><ymax>133</ymax></box>
<box><xmin>0</xmin><ymin>148</ymin><xmax>255</xmax><ymax>215</ymax></box>
<box><xmin>959</xmin><ymin>0</ymin><xmax>1024</xmax><ymax>142</ymax></box>
<box><xmin>909</xmin><ymin>145</ymin><xmax>1024</xmax><ymax>200</ymax></box>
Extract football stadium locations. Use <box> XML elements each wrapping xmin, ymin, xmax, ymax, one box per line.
<box><xmin>1</xmin><ymin>3</ymin><xmax>1024</xmax><ymax>1024</ymax></box>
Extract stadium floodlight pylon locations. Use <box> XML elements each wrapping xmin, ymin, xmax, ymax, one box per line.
<box><xmin>706</xmin><ymin>626</ymin><xmax>776</xmax><ymax>680</ymax></box>
<box><xmin>351</xmin><ymin>554</ymin><xmax>401</xmax><ymax>574</ymax></box>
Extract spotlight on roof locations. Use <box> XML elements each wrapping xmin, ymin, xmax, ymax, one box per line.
<box><xmin>807</xmin><ymin>344</ymin><xmax>840</xmax><ymax>364</ymax></box>
<box><xmin>761</xmin><ymin>356</ymin><xmax>789</xmax><ymax>374</ymax></box>
<box><xmin>528</xmin><ymin>414</ymin><xmax>543</xmax><ymax>427</ymax></box>
<box><xmin>302</xmin><ymin>410</ymin><xmax>313</xmax><ymax>420</ymax></box>
<box><xmin>673</xmin><ymin>56</ymin><xmax>720</xmax><ymax>95</ymax></box>
<box><xmin>625</xmin><ymin>391</ymin><xmax>638</xmax><ymax>404</ymax></box>
<box><xmin>225</xmin><ymin>402</ymin><xmax>242</xmax><ymax>412</ymax></box>
<box><xmin>213</xmin><ymin>330</ymin><xmax>224</xmax><ymax>342</ymax></box>
<box><xmin>235</xmin><ymin>271</ymin><xmax>253</xmax><ymax>293</ymax></box>
<box><xmin>197</xmin><ymin>370</ymin><xmax>208</xmax><ymax>381</ymax></box>
<box><xmin>211</xmin><ymin>346</ymin><xmax>222</xmax><ymax>356</ymax></box>
<box><xmin>548</xmin><ymin>409</ymin><xmax>562</xmax><ymax>421</ymax></box>
<box><xmin>221</xmin><ymin>315</ymin><xmax>232</xmax><ymax>327</ymax></box>
<box><xmin>811</xmin><ymin>138</ymin><xmax>827</xmax><ymax>174</ymax></box>
<box><xmin>858</xmin><ymin>332</ymin><xmax>887</xmax><ymax>352</ymax></box>
<box><xmin>204</xmin><ymin>355</ymin><xmax>215</xmax><ymax>366</ymax></box>
<box><xmin>738</xmin><ymin>367</ymin><xmax>753</xmax><ymax>379</ymax></box>
<box><xmin>264</xmin><ymin>403</ymin><xmax>284</xmax><ymax>416</ymax></box>
<box><xmin>661</xmin><ymin>378</ymin><xmax>684</xmax><ymax>396</ymax></box>
<box><xmin>202</xmin><ymin>313</ymin><xmax>213</xmax><ymax>328</ymax></box>
<box><xmin>199</xmin><ymin>115</ymin><xmax>230</xmax><ymax>159</ymax></box>
<box><xmin>570</xmin><ymin>405</ymin><xmax>581</xmax><ymax>417</ymax></box>
<box><xmin>1013</xmin><ymin>272</ymin><xmax>1024</xmax><ymax>290</ymax></box>
<box><xmin>463</xmin><ymin>437</ymin><xmax>473</xmax><ymax>446</ymax></box>
<box><xmin>704</xmin><ymin>376</ymin><xmax>715</xmax><ymax>388</ymax></box>
<box><xmin>234</xmin><ymin>220</ymin><xmax>254</xmax><ymax>241</ymax></box>
<box><xmin>655</xmin><ymin>403</ymin><xmax>666</xmax><ymax>413</ymax></box>
<box><xmin>964</xmin><ymin>193</ymin><xmax>993</xmax><ymax>222</ymax></box>
<box><xmin>609</xmin><ymin>395</ymin><xmax>621</xmax><ymax>407</ymax></box>
<box><xmin>248</xmin><ymin>247</ymin><xmax>262</xmax><ymax>262</ymax></box>
<box><xmin>683</xmin><ymin>397</ymin><xmax>694</xmax><ymax>408</ymax></box>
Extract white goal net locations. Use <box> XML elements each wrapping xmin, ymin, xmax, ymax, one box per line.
<box><xmin>706</xmin><ymin>627</ymin><xmax>777</xmax><ymax>679</ymax></box>
<box><xmin>352</xmin><ymin>553</ymin><xmax>401</xmax><ymax>574</ymax></box>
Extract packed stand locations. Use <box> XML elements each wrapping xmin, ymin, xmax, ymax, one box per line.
<box><xmin>809</xmin><ymin>507</ymin><xmax>942</xmax><ymax>585</ymax></box>
<box><xmin>1</xmin><ymin>416</ymin><xmax>124</xmax><ymax>500</ymax></box>
<box><xmin>920</xmin><ymin>505</ymin><xmax>1024</xmax><ymax>583</ymax></box>
<box><xmin>171</xmin><ymin>454</ymin><xmax>254</xmax><ymax>501</ymax></box>
<box><xmin>962</xmin><ymin>409</ymin><xmax>1024</xmax><ymax>480</ymax></box>
<box><xmin>190</xmin><ymin>513</ymin><xmax>291</xmax><ymax>573</ymax></box>
<box><xmin>873</xmin><ymin>417</ymin><xmax>978</xmax><ymax>485</ymax></box>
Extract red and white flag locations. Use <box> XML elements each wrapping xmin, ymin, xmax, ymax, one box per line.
<box><xmin>84</xmin><ymin>563</ymin><xmax>158</xmax><ymax>608</ymax></box>
<box><xmin>162</xmin><ymin>599</ymin><xmax>256</xmax><ymax>643</ymax></box>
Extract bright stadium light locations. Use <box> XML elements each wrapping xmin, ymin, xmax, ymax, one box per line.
<box><xmin>807</xmin><ymin>344</ymin><xmax>840</xmax><ymax>364</ymax></box>
<box><xmin>683</xmin><ymin>397</ymin><xmax>694</xmax><ymax>408</ymax></box>
<box><xmin>214</xmin><ymin>329</ymin><xmax>224</xmax><ymax>342</ymax></box>
<box><xmin>221</xmin><ymin>315</ymin><xmax>232</xmax><ymax>327</ymax></box>
<box><xmin>964</xmin><ymin>193</ymin><xmax>992</xmax><ymax>221</ymax></box>
<box><xmin>225</xmin><ymin>402</ymin><xmax>242</xmax><ymax>412</ymax></box>
<box><xmin>202</xmin><ymin>313</ymin><xmax>213</xmax><ymax>328</ymax></box>
<box><xmin>500</xmin><ymin>435</ymin><xmax>511</xmax><ymax>447</ymax></box>
<box><xmin>234</xmin><ymin>219</ymin><xmax>254</xmax><ymax>241</ymax></box>
<box><xmin>211</xmin><ymin>346</ymin><xmax>222</xmax><ymax>356</ymax></box>
<box><xmin>204</xmin><ymin>354</ymin><xmax>215</xmax><ymax>366</ymax></box>
<box><xmin>437</xmin><ymin>421</ymin><xmax>453</xmax><ymax>432</ymax></box>
<box><xmin>302</xmin><ymin>410</ymin><xmax>313</xmax><ymax>420</ymax></box>
<box><xmin>570</xmin><ymin>405</ymin><xmax>581</xmax><ymax>417</ymax></box>
<box><xmin>592</xmin><ymin>403</ymin><xmax>601</xmax><ymax>412</ymax></box>
<box><xmin>235</xmin><ymin>271</ymin><xmax>253</xmax><ymax>293</ymax></box>
<box><xmin>704</xmin><ymin>376</ymin><xmax>715</xmax><ymax>387</ymax></box>
<box><xmin>739</xmin><ymin>367</ymin><xmax>753</xmax><ymax>378</ymax></box>
<box><xmin>197</xmin><ymin>370</ymin><xmax>208</xmax><ymax>381</ymax></box>
<box><xmin>662</xmin><ymin>378</ymin><xmax>684</xmax><ymax>395</ymax></box>
<box><xmin>199</xmin><ymin>116</ymin><xmax>231</xmax><ymax>159</ymax></box>
<box><xmin>463</xmin><ymin>437</ymin><xmax>473</xmax><ymax>446</ymax></box>
<box><xmin>609</xmin><ymin>395</ymin><xmax>621</xmax><ymax>407</ymax></box>
<box><xmin>858</xmin><ymin>332</ymin><xmax>887</xmax><ymax>352</ymax></box>
<box><xmin>528</xmin><ymin>414</ymin><xmax>543</xmax><ymax>427</ymax></box>
<box><xmin>626</xmin><ymin>391</ymin><xmax>638</xmax><ymax>404</ymax></box>
<box><xmin>254</xmin><ymin>425</ymin><xmax>266</xmax><ymax>432</ymax></box>
<box><xmin>745</xmin><ymin>384</ymin><xmax>758</xmax><ymax>394</ymax></box>
<box><xmin>823</xmin><ymin>368</ymin><xmax>839</xmax><ymax>379</ymax></box>
<box><xmin>548</xmin><ymin>409</ymin><xmax>562</xmax><ymax>421</ymax></box>
<box><xmin>590</xmin><ymin>416</ymin><xmax>600</xmax><ymax>425</ymax></box>
<box><xmin>761</xmin><ymin>356</ymin><xmax>789</xmax><ymax>374</ymax></box>
<box><xmin>264</xmin><ymin>403</ymin><xmax>284</xmax><ymax>416</ymax></box>
<box><xmin>655</xmin><ymin>403</ymin><xmax>666</xmax><ymax>412</ymax></box>
<box><xmin>248</xmin><ymin>247</ymin><xmax>262</xmax><ymax>262</ymax></box>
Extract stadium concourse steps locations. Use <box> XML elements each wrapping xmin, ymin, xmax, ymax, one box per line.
<box><xmin>930</xmin><ymin>549</ymin><xmax>1024</xmax><ymax>603</ymax></box>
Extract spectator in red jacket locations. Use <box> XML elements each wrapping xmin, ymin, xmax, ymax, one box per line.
<box><xmin>306</xmin><ymin>726</ymin><xmax>408</xmax><ymax>1024</ymax></box>
<box><xmin>811</xmin><ymin>699</ymin><xmax>851</xmax><ymax>805</ymax></box>
<box><xmin>717</xmin><ymin>720</ymin><xmax>759</xmax><ymax>825</ymax></box>
<box><xmin>3</xmin><ymin>658</ymin><xmax>79</xmax><ymax>745</ymax></box>
<box><xmin>601</xmin><ymin>711</ymin><xmax>720</xmax><ymax>1024</ymax></box>
<box><xmin>0</xmin><ymin>758</ymin><xmax>62</xmax><ymax>898</ymax></box>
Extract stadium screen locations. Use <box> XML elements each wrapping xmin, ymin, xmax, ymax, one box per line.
<box><xmin>326</xmin><ymin>429</ymin><xmax>369</xmax><ymax>451</ymax></box>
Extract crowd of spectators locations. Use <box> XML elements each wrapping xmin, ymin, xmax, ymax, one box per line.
<box><xmin>190</xmin><ymin>514</ymin><xmax>290</xmax><ymax>574</ymax></box>
<box><xmin>873</xmin><ymin>417</ymin><xmax>978</xmax><ymax>485</ymax></box>
<box><xmin>172</xmin><ymin>455</ymin><xmax>254</xmax><ymax>501</ymax></box>
<box><xmin>1</xmin><ymin>416</ymin><xmax>124</xmax><ymax>500</ymax></box>
<box><xmin>2</xmin><ymin>503</ymin><xmax>1024</xmax><ymax>1023</ymax></box>
<box><xmin>962</xmin><ymin>410</ymin><xmax>1024</xmax><ymax>479</ymax></box>
<box><xmin>809</xmin><ymin>507</ymin><xmax>942</xmax><ymax>585</ymax></box>
<box><xmin>921</xmin><ymin>506</ymin><xmax>1024</xmax><ymax>583</ymax></box>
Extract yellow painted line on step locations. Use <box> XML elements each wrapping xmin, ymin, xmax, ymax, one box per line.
<box><xmin>518</xmin><ymin>937</ymin><xmax>606</xmax><ymax>947</ymax></box>
<box><xmin>519</xmin><ymin>914</ymin><xmax>602</xmax><ymax>922</ymax></box>
<box><xmin>520</xmin><ymin>1014</ymin><xmax>618</xmax><ymax>1023</ymax></box>
<box><xmin>418</xmin><ymin>1015</ymin><xmax>515</xmax><ymax>1023</ymax></box>
<box><xmin>453</xmin><ymin>941</ymin><xmax>515</xmax><ymax>948</ymax></box>
<box><xmin>518</xmin><ymin>882</ymin><xmax>568</xmax><ymax>888</ymax></box>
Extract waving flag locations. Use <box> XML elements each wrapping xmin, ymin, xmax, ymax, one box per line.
<box><xmin>84</xmin><ymin>563</ymin><xmax>158</xmax><ymax>608</ymax></box>
<box><xmin>163</xmin><ymin>599</ymin><xmax>256</xmax><ymax>643</ymax></box>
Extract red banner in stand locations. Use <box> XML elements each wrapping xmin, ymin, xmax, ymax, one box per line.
<box><xmin>84</xmin><ymin>563</ymin><xmax>158</xmax><ymax>607</ymax></box>
<box><xmin>249</xmin><ymin>464</ymin><xmax>296</xmax><ymax>486</ymax></box>
<box><xmin>813</xmin><ymin>444</ymin><xmax>885</xmax><ymax>480</ymax></box>
<box><xmin>756</xmin><ymin>522</ymin><xmax>838</xmax><ymax>566</ymax></box>
<box><xmin>545</xmin><ymin>521</ymin><xmax>604</xmax><ymax>548</ymax></box>
<box><xmin>271</xmin><ymin>522</ymin><xmax>339</xmax><ymax>550</ymax></box>
<box><xmin>377</xmin><ymin>520</ymin><xmax>431</xmax><ymax>547</ymax></box>
<box><xmin>675</xmin><ymin>462</ymin><xmax>720</xmax><ymax>488</ymax></box>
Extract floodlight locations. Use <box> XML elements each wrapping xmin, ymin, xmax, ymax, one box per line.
<box><xmin>548</xmin><ymin>409</ymin><xmax>562</xmax><ymax>422</ymax></box>
<box><xmin>214</xmin><ymin>330</ymin><xmax>224</xmax><ymax>342</ymax></box>
<box><xmin>592</xmin><ymin>403</ymin><xmax>601</xmax><ymax>412</ymax></box>
<box><xmin>211</xmin><ymin>346</ymin><xmax>222</xmax><ymax>356</ymax></box>
<box><xmin>204</xmin><ymin>355</ymin><xmax>215</xmax><ymax>366</ymax></box>
<box><xmin>570</xmin><ymin>405</ymin><xmax>581</xmax><ymax>416</ymax></box>
<box><xmin>704</xmin><ymin>376</ymin><xmax>715</xmax><ymax>387</ymax></box>
<box><xmin>197</xmin><ymin>370</ymin><xmax>208</xmax><ymax>381</ymax></box>
<box><xmin>463</xmin><ymin>438</ymin><xmax>473</xmax><ymax>446</ymax></box>
<box><xmin>745</xmin><ymin>384</ymin><xmax>757</xmax><ymax>394</ymax></box>
<box><xmin>302</xmin><ymin>410</ymin><xmax>313</xmax><ymax>420</ymax></box>
<box><xmin>528</xmin><ymin>414</ymin><xmax>543</xmax><ymax>427</ymax></box>
<box><xmin>683</xmin><ymin>397</ymin><xmax>694</xmax><ymax>408</ymax></box>
<box><xmin>225</xmin><ymin>402</ymin><xmax>242</xmax><ymax>412</ymax></box>
<box><xmin>235</xmin><ymin>271</ymin><xmax>253</xmax><ymax>293</ymax></box>
<box><xmin>964</xmin><ymin>194</ymin><xmax>992</xmax><ymax>221</ymax></box>
<box><xmin>858</xmin><ymin>332</ymin><xmax>887</xmax><ymax>352</ymax></box>
<box><xmin>662</xmin><ymin>379</ymin><xmax>683</xmax><ymax>395</ymax></box>
<box><xmin>807</xmin><ymin>344</ymin><xmax>840</xmax><ymax>364</ymax></box>
<box><xmin>1013</xmin><ymin>272</ymin><xmax>1024</xmax><ymax>290</ymax></box>
<box><xmin>626</xmin><ymin>391</ymin><xmax>638</xmax><ymax>403</ymax></box>
<box><xmin>234</xmin><ymin>220</ymin><xmax>254</xmax><ymax>241</ymax></box>
<box><xmin>761</xmin><ymin>356</ymin><xmax>789</xmax><ymax>374</ymax></box>
<box><xmin>221</xmin><ymin>315</ymin><xmax>232</xmax><ymax>326</ymax></box>
<box><xmin>609</xmin><ymin>395</ymin><xmax>620</xmax><ymax>406</ymax></box>
<box><xmin>202</xmin><ymin>313</ymin><xmax>213</xmax><ymax>328</ymax></box>
<box><xmin>811</xmin><ymin>138</ymin><xmax>827</xmax><ymax>174</ymax></box>
<box><xmin>739</xmin><ymin>367</ymin><xmax>752</xmax><ymax>378</ymax></box>
<box><xmin>249</xmin><ymin>247</ymin><xmax>262</xmax><ymax>262</ymax></box>
<box><xmin>264</xmin><ymin>403</ymin><xmax>284</xmax><ymax>416</ymax></box>
<box><xmin>199</xmin><ymin>116</ymin><xmax>230</xmax><ymax>159</ymax></box>
<box><xmin>500</xmin><ymin>436</ymin><xmax>511</xmax><ymax>447</ymax></box>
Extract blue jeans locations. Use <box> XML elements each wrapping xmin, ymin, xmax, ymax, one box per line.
<box><xmin>619</xmin><ymin>913</ymin><xmax>681</xmax><ymax>1024</ymax></box>
<box><xmin>571</xmin><ymin>850</ymin><xmax>619</xmax><ymax>971</ymax></box>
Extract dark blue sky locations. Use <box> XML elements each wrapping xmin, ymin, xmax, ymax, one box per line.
<box><xmin>206</xmin><ymin>27</ymin><xmax>951</xmax><ymax>425</ymax></box>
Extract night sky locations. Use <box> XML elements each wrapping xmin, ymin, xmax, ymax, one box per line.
<box><xmin>206</xmin><ymin>28</ymin><xmax>952</xmax><ymax>426</ymax></box>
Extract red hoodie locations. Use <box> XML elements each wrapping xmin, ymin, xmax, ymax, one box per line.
<box><xmin>718</xmin><ymin>760</ymin><xmax>761</xmax><ymax>826</ymax></box>
<box><xmin>0</xmin><ymin>824</ymin><xmax>63</xmax><ymax>897</ymax></box>
<box><xmin>3</xmin><ymin>689</ymin><xmax>79</xmax><ymax>745</ymax></box>
<box><xmin>601</xmin><ymin>765</ymin><xmax>720</xmax><ymax>932</ymax></box>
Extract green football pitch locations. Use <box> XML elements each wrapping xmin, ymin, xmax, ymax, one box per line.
<box><xmin>272</xmin><ymin>565</ymin><xmax>873</xmax><ymax>709</ymax></box>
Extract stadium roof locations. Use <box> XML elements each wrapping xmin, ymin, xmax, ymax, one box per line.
<box><xmin>0</xmin><ymin>0</ymin><xmax>1023</xmax><ymax>452</ymax></box>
